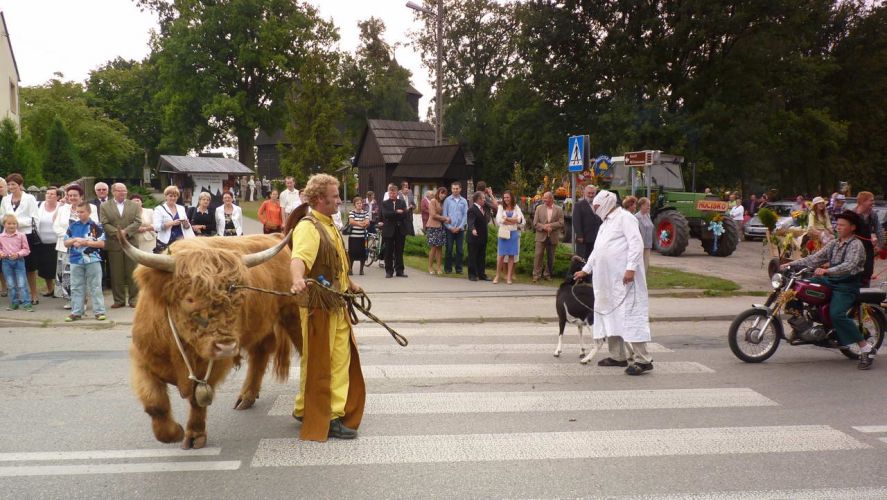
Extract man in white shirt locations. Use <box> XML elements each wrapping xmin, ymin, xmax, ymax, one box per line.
<box><xmin>280</xmin><ymin>176</ymin><xmax>302</xmax><ymax>220</ymax></box>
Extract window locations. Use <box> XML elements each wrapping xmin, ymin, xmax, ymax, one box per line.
<box><xmin>8</xmin><ymin>80</ymin><xmax>16</xmax><ymax>115</ymax></box>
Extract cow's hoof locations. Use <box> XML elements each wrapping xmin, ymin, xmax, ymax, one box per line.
<box><xmin>156</xmin><ymin>423</ymin><xmax>184</xmax><ymax>444</ymax></box>
<box><xmin>181</xmin><ymin>434</ymin><xmax>207</xmax><ymax>450</ymax></box>
<box><xmin>234</xmin><ymin>396</ymin><xmax>256</xmax><ymax>410</ymax></box>
<box><xmin>553</xmin><ymin>351</ymin><xmax>561</xmax><ymax>358</ymax></box>
<box><xmin>579</xmin><ymin>358</ymin><xmax>589</xmax><ymax>365</ymax></box>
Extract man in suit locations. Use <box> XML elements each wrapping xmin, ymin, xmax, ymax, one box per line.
<box><xmin>92</xmin><ymin>182</ymin><xmax>111</xmax><ymax>287</ymax></box>
<box><xmin>91</xmin><ymin>182</ymin><xmax>110</xmax><ymax>209</ymax></box>
<box><xmin>381</xmin><ymin>183</ymin><xmax>408</xmax><ymax>278</ymax></box>
<box><xmin>397</xmin><ymin>181</ymin><xmax>416</xmax><ymax>236</ymax></box>
<box><xmin>533</xmin><ymin>191</ymin><xmax>564</xmax><ymax>282</ymax></box>
<box><xmin>572</xmin><ymin>184</ymin><xmax>602</xmax><ymax>260</ymax></box>
<box><xmin>467</xmin><ymin>191</ymin><xmax>490</xmax><ymax>281</ymax></box>
<box><xmin>100</xmin><ymin>183</ymin><xmax>142</xmax><ymax>307</ymax></box>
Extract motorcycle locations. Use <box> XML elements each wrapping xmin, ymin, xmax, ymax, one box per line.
<box><xmin>728</xmin><ymin>267</ymin><xmax>887</xmax><ymax>363</ymax></box>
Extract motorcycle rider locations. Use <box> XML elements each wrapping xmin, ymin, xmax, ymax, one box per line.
<box><xmin>781</xmin><ymin>210</ymin><xmax>875</xmax><ymax>370</ymax></box>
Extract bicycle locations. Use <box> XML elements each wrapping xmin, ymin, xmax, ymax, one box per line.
<box><xmin>364</xmin><ymin>231</ymin><xmax>385</xmax><ymax>268</ymax></box>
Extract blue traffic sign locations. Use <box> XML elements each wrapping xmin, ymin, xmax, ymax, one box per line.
<box><xmin>567</xmin><ymin>135</ymin><xmax>588</xmax><ymax>172</ymax></box>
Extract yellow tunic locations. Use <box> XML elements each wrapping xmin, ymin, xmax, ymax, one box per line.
<box><xmin>291</xmin><ymin>210</ymin><xmax>352</xmax><ymax>419</ymax></box>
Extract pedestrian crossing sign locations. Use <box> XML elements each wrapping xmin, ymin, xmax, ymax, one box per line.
<box><xmin>567</xmin><ymin>135</ymin><xmax>588</xmax><ymax>172</ymax></box>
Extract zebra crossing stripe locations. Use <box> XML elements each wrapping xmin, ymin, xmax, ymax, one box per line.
<box><xmin>0</xmin><ymin>447</ymin><xmax>221</xmax><ymax>462</ymax></box>
<box><xmin>288</xmin><ymin>362</ymin><xmax>713</xmax><ymax>381</ymax></box>
<box><xmin>358</xmin><ymin>343</ymin><xmax>673</xmax><ymax>353</ymax></box>
<box><xmin>267</xmin><ymin>388</ymin><xmax>777</xmax><ymax>416</ymax></box>
<box><xmin>851</xmin><ymin>425</ymin><xmax>887</xmax><ymax>433</ymax></box>
<box><xmin>0</xmin><ymin>461</ymin><xmax>241</xmax><ymax>477</ymax></box>
<box><xmin>251</xmin><ymin>425</ymin><xmax>867</xmax><ymax>467</ymax></box>
<box><xmin>605</xmin><ymin>487</ymin><xmax>887</xmax><ymax>499</ymax></box>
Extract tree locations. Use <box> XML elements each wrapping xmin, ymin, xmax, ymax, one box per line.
<box><xmin>42</xmin><ymin>117</ymin><xmax>79</xmax><ymax>185</ymax></box>
<box><xmin>20</xmin><ymin>76</ymin><xmax>137</xmax><ymax>178</ymax></box>
<box><xmin>411</xmin><ymin>0</ymin><xmax>519</xmax><ymax>184</ymax></box>
<box><xmin>340</xmin><ymin>18</ymin><xmax>418</xmax><ymax>144</ymax></box>
<box><xmin>0</xmin><ymin>118</ymin><xmax>44</xmax><ymax>186</ymax></box>
<box><xmin>139</xmin><ymin>0</ymin><xmax>339</xmax><ymax>169</ymax></box>
<box><xmin>280</xmin><ymin>54</ymin><xmax>349</xmax><ymax>183</ymax></box>
<box><xmin>87</xmin><ymin>57</ymin><xmax>164</xmax><ymax>177</ymax></box>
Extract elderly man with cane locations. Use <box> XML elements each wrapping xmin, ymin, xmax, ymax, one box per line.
<box><xmin>573</xmin><ymin>190</ymin><xmax>653</xmax><ymax>375</ymax></box>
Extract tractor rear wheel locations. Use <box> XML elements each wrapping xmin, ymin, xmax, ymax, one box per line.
<box><xmin>701</xmin><ymin>217</ymin><xmax>740</xmax><ymax>257</ymax></box>
<box><xmin>653</xmin><ymin>211</ymin><xmax>690</xmax><ymax>256</ymax></box>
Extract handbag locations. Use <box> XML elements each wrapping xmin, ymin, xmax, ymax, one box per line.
<box><xmin>341</xmin><ymin>224</ymin><xmax>353</xmax><ymax>235</ymax></box>
<box><xmin>153</xmin><ymin>240</ymin><xmax>169</xmax><ymax>254</ymax></box>
<box><xmin>497</xmin><ymin>225</ymin><xmax>512</xmax><ymax>240</ymax></box>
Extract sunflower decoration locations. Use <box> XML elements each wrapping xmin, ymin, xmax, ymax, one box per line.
<box><xmin>791</xmin><ymin>209</ymin><xmax>809</xmax><ymax>228</ymax></box>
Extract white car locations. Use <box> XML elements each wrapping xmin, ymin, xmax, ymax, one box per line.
<box><xmin>743</xmin><ymin>202</ymin><xmax>796</xmax><ymax>240</ymax></box>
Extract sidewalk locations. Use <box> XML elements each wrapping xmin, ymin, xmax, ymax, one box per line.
<box><xmin>0</xmin><ymin>214</ymin><xmax>777</xmax><ymax>329</ymax></box>
<box><xmin>0</xmin><ymin>260</ymin><xmax>762</xmax><ymax>329</ymax></box>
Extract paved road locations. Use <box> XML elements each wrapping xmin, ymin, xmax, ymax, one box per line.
<box><xmin>2</xmin><ymin>319</ymin><xmax>886</xmax><ymax>499</ymax></box>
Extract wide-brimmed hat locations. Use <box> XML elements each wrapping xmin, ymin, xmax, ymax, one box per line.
<box><xmin>811</xmin><ymin>196</ymin><xmax>826</xmax><ymax>206</ymax></box>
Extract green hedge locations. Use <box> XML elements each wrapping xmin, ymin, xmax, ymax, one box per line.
<box><xmin>405</xmin><ymin>228</ymin><xmax>574</xmax><ymax>277</ymax></box>
<box><xmin>127</xmin><ymin>184</ymin><xmax>159</xmax><ymax>209</ymax></box>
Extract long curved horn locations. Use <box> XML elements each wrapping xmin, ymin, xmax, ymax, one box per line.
<box><xmin>119</xmin><ymin>230</ymin><xmax>176</xmax><ymax>273</ymax></box>
<box><xmin>241</xmin><ymin>231</ymin><xmax>293</xmax><ymax>268</ymax></box>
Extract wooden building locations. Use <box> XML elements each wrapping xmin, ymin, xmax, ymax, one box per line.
<box><xmin>158</xmin><ymin>155</ymin><xmax>254</xmax><ymax>206</ymax></box>
<box><xmin>354</xmin><ymin>119</ymin><xmax>436</xmax><ymax>195</ymax></box>
<box><xmin>393</xmin><ymin>145</ymin><xmax>472</xmax><ymax>194</ymax></box>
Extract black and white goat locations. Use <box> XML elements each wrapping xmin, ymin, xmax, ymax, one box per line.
<box><xmin>554</xmin><ymin>256</ymin><xmax>595</xmax><ymax>358</ymax></box>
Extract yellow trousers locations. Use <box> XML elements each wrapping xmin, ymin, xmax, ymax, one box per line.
<box><xmin>293</xmin><ymin>307</ymin><xmax>352</xmax><ymax>419</ymax></box>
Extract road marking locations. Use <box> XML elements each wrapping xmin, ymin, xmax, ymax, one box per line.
<box><xmin>852</xmin><ymin>425</ymin><xmax>887</xmax><ymax>433</ymax></box>
<box><xmin>358</xmin><ymin>343</ymin><xmax>673</xmax><ymax>353</ymax></box>
<box><xmin>268</xmin><ymin>388</ymin><xmax>776</xmax><ymax>416</ymax></box>
<box><xmin>0</xmin><ymin>461</ymin><xmax>241</xmax><ymax>477</ymax></box>
<box><xmin>289</xmin><ymin>362</ymin><xmax>712</xmax><ymax>381</ymax></box>
<box><xmin>0</xmin><ymin>447</ymin><xmax>221</xmax><ymax>463</ymax></box>
<box><xmin>605</xmin><ymin>487</ymin><xmax>887</xmax><ymax>499</ymax></box>
<box><xmin>251</xmin><ymin>425</ymin><xmax>866</xmax><ymax>467</ymax></box>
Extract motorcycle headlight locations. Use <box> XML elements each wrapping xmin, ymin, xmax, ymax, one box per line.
<box><xmin>771</xmin><ymin>273</ymin><xmax>784</xmax><ymax>289</ymax></box>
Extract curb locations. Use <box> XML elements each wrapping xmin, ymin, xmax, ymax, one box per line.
<box><xmin>1</xmin><ymin>314</ymin><xmax>740</xmax><ymax>330</ymax></box>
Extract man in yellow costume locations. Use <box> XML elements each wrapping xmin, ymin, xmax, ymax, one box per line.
<box><xmin>289</xmin><ymin>173</ymin><xmax>366</xmax><ymax>440</ymax></box>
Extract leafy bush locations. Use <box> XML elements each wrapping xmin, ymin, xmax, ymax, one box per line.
<box><xmin>757</xmin><ymin>207</ymin><xmax>778</xmax><ymax>232</ymax></box>
<box><xmin>405</xmin><ymin>228</ymin><xmax>575</xmax><ymax>277</ymax></box>
<box><xmin>127</xmin><ymin>184</ymin><xmax>159</xmax><ymax>208</ymax></box>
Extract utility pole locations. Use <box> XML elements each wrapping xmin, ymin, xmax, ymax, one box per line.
<box><xmin>407</xmin><ymin>0</ymin><xmax>444</xmax><ymax>145</ymax></box>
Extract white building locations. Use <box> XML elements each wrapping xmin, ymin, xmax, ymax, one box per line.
<box><xmin>0</xmin><ymin>12</ymin><xmax>20</xmax><ymax>128</ymax></box>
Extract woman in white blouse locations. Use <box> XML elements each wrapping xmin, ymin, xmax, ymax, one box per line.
<box><xmin>1</xmin><ymin>173</ymin><xmax>40</xmax><ymax>301</ymax></box>
<box><xmin>215</xmin><ymin>191</ymin><xmax>243</xmax><ymax>236</ymax></box>
<box><xmin>153</xmin><ymin>185</ymin><xmax>194</xmax><ymax>251</ymax></box>
<box><xmin>34</xmin><ymin>187</ymin><xmax>61</xmax><ymax>298</ymax></box>
<box><xmin>130</xmin><ymin>194</ymin><xmax>156</xmax><ymax>252</ymax></box>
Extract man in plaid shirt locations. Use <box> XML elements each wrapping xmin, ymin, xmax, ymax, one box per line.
<box><xmin>783</xmin><ymin>210</ymin><xmax>875</xmax><ymax>370</ymax></box>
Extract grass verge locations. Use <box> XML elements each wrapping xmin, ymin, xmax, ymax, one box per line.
<box><xmin>404</xmin><ymin>254</ymin><xmax>741</xmax><ymax>294</ymax></box>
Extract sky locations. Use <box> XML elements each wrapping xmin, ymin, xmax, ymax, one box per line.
<box><xmin>1</xmin><ymin>0</ymin><xmax>434</xmax><ymax>114</ymax></box>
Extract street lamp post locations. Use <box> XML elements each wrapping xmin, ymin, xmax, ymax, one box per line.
<box><xmin>406</xmin><ymin>0</ymin><xmax>444</xmax><ymax>146</ymax></box>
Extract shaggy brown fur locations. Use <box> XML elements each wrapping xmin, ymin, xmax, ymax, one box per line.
<box><xmin>130</xmin><ymin>233</ymin><xmax>300</xmax><ymax>449</ymax></box>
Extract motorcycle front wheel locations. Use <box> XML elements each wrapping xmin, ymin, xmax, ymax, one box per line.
<box><xmin>728</xmin><ymin>309</ymin><xmax>782</xmax><ymax>363</ymax></box>
<box><xmin>840</xmin><ymin>304</ymin><xmax>887</xmax><ymax>360</ymax></box>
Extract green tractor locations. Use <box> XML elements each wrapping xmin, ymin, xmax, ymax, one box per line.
<box><xmin>606</xmin><ymin>151</ymin><xmax>739</xmax><ymax>257</ymax></box>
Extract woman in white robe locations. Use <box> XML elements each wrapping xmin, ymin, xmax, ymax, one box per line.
<box><xmin>574</xmin><ymin>190</ymin><xmax>653</xmax><ymax>375</ymax></box>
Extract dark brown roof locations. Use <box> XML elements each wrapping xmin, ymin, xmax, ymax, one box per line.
<box><xmin>407</xmin><ymin>84</ymin><xmax>422</xmax><ymax>97</ymax></box>
<box><xmin>256</xmin><ymin>129</ymin><xmax>288</xmax><ymax>146</ymax></box>
<box><xmin>393</xmin><ymin>145</ymin><xmax>471</xmax><ymax>179</ymax></box>
<box><xmin>360</xmin><ymin>119</ymin><xmax>436</xmax><ymax>165</ymax></box>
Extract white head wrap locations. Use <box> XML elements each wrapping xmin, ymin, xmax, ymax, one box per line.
<box><xmin>592</xmin><ymin>190</ymin><xmax>618</xmax><ymax>219</ymax></box>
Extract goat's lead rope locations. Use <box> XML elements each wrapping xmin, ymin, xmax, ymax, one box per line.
<box><xmin>230</xmin><ymin>280</ymin><xmax>408</xmax><ymax>347</ymax></box>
